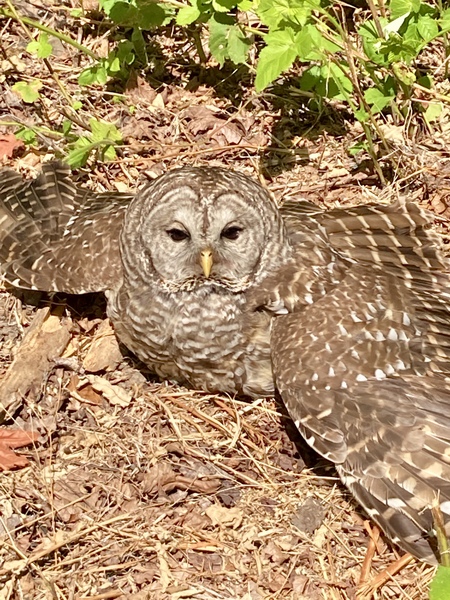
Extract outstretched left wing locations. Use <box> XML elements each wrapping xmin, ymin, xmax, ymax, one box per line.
<box><xmin>0</xmin><ymin>163</ymin><xmax>134</xmax><ymax>293</ymax></box>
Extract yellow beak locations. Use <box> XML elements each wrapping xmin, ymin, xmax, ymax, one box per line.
<box><xmin>200</xmin><ymin>249</ymin><xmax>213</xmax><ymax>278</ymax></box>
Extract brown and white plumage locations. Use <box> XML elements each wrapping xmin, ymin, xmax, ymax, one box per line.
<box><xmin>2</xmin><ymin>162</ymin><xmax>450</xmax><ymax>563</ymax></box>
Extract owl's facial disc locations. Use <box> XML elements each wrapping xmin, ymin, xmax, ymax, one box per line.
<box><xmin>142</xmin><ymin>188</ymin><xmax>268</xmax><ymax>290</ymax></box>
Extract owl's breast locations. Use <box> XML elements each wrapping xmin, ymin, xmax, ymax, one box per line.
<box><xmin>107</xmin><ymin>284</ymin><xmax>274</xmax><ymax>397</ymax></box>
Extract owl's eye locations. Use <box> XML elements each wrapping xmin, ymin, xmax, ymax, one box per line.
<box><xmin>221</xmin><ymin>226</ymin><xmax>243</xmax><ymax>240</ymax></box>
<box><xmin>167</xmin><ymin>228</ymin><xmax>190</xmax><ymax>242</ymax></box>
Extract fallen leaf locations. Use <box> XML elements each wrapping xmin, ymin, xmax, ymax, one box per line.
<box><xmin>0</xmin><ymin>428</ymin><xmax>39</xmax><ymax>471</ymax></box>
<box><xmin>205</xmin><ymin>505</ymin><xmax>243</xmax><ymax>529</ymax></box>
<box><xmin>83</xmin><ymin>319</ymin><xmax>123</xmax><ymax>372</ymax></box>
<box><xmin>0</xmin><ymin>133</ymin><xmax>24</xmax><ymax>160</ymax></box>
<box><xmin>142</xmin><ymin>462</ymin><xmax>221</xmax><ymax>496</ymax></box>
<box><xmin>126</xmin><ymin>72</ymin><xmax>158</xmax><ymax>104</ymax></box>
<box><xmin>87</xmin><ymin>375</ymin><xmax>132</xmax><ymax>407</ymax></box>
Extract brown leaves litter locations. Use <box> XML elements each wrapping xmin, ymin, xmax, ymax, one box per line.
<box><xmin>0</xmin><ymin>307</ymin><xmax>72</xmax><ymax>424</ymax></box>
<box><xmin>141</xmin><ymin>462</ymin><xmax>221</xmax><ymax>496</ymax></box>
<box><xmin>0</xmin><ymin>133</ymin><xmax>24</xmax><ymax>160</ymax></box>
<box><xmin>0</xmin><ymin>427</ymin><xmax>39</xmax><ymax>470</ymax></box>
<box><xmin>0</xmin><ymin>300</ymin><xmax>431</xmax><ymax>599</ymax></box>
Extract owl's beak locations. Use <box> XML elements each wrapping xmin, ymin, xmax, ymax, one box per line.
<box><xmin>200</xmin><ymin>248</ymin><xmax>213</xmax><ymax>278</ymax></box>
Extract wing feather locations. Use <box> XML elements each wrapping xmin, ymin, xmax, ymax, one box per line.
<box><xmin>269</xmin><ymin>200</ymin><xmax>450</xmax><ymax>562</ymax></box>
<box><xmin>0</xmin><ymin>163</ymin><xmax>134</xmax><ymax>293</ymax></box>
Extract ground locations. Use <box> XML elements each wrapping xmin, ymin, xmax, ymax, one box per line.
<box><xmin>1</xmin><ymin>2</ymin><xmax>450</xmax><ymax>599</ymax></box>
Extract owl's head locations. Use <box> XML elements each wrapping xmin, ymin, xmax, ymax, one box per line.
<box><xmin>120</xmin><ymin>167</ymin><xmax>289</xmax><ymax>293</ymax></box>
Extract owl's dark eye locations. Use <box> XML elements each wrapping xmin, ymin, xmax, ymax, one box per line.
<box><xmin>167</xmin><ymin>228</ymin><xmax>190</xmax><ymax>242</ymax></box>
<box><xmin>221</xmin><ymin>226</ymin><xmax>243</xmax><ymax>240</ymax></box>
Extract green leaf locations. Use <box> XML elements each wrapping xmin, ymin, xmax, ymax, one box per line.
<box><xmin>417</xmin><ymin>14</ymin><xmax>439</xmax><ymax>42</ymax></box>
<box><xmin>27</xmin><ymin>33</ymin><xmax>53</xmax><ymax>59</ymax></box>
<box><xmin>354</xmin><ymin>107</ymin><xmax>370</xmax><ymax>122</ymax></box>
<box><xmin>227</xmin><ymin>25</ymin><xmax>251</xmax><ymax>64</ymax></box>
<box><xmin>257</xmin><ymin>0</ymin><xmax>319</xmax><ymax>29</ymax></box>
<box><xmin>440</xmin><ymin>9</ymin><xmax>450</xmax><ymax>32</ymax></box>
<box><xmin>299</xmin><ymin>63</ymin><xmax>352</xmax><ymax>100</ymax></box>
<box><xmin>212</xmin><ymin>0</ymin><xmax>236</xmax><ymax>12</ymax></box>
<box><xmin>238</xmin><ymin>0</ymin><xmax>254</xmax><ymax>9</ymax></box>
<box><xmin>209</xmin><ymin>14</ymin><xmax>233</xmax><ymax>66</ymax></box>
<box><xmin>12</xmin><ymin>80</ymin><xmax>42</xmax><ymax>103</ymax></box>
<box><xmin>303</xmin><ymin>24</ymin><xmax>341</xmax><ymax>56</ymax></box>
<box><xmin>430</xmin><ymin>565</ymin><xmax>450</xmax><ymax>600</ymax></box>
<box><xmin>255</xmin><ymin>28</ymin><xmax>298</xmax><ymax>91</ymax></box>
<box><xmin>299</xmin><ymin>65</ymin><xmax>320</xmax><ymax>91</ymax></box>
<box><xmin>176</xmin><ymin>5</ymin><xmax>201</xmax><ymax>25</ymax></box>
<box><xmin>383</xmin><ymin>13</ymin><xmax>410</xmax><ymax>36</ymax></box>
<box><xmin>15</xmin><ymin>126</ymin><xmax>37</xmax><ymax>145</ymax></box>
<box><xmin>359</xmin><ymin>20</ymin><xmax>388</xmax><ymax>65</ymax></box>
<box><xmin>78</xmin><ymin>64</ymin><xmax>108</xmax><ymax>86</ymax></box>
<box><xmin>117</xmin><ymin>39</ymin><xmax>135</xmax><ymax>63</ymax></box>
<box><xmin>89</xmin><ymin>118</ymin><xmax>122</xmax><ymax>143</ymax></box>
<box><xmin>390</xmin><ymin>0</ymin><xmax>420</xmax><ymax>19</ymax></box>
<box><xmin>139</xmin><ymin>3</ymin><xmax>172</xmax><ymax>28</ymax></box>
<box><xmin>62</xmin><ymin>119</ymin><xmax>72</xmax><ymax>135</ymax></box>
<box><xmin>72</xmin><ymin>100</ymin><xmax>83</xmax><ymax>110</ymax></box>
<box><xmin>102</xmin><ymin>144</ymin><xmax>118</xmax><ymax>161</ymax></box>
<box><xmin>424</xmin><ymin>101</ymin><xmax>443</xmax><ymax>124</ymax></box>
<box><xmin>130</xmin><ymin>29</ymin><xmax>146</xmax><ymax>64</ymax></box>
<box><xmin>295</xmin><ymin>26</ymin><xmax>314</xmax><ymax>59</ymax></box>
<box><xmin>108</xmin><ymin>56</ymin><xmax>121</xmax><ymax>72</ymax></box>
<box><xmin>66</xmin><ymin>137</ymin><xmax>93</xmax><ymax>167</ymax></box>
<box><xmin>348</xmin><ymin>140</ymin><xmax>368</xmax><ymax>155</ymax></box>
<box><xmin>101</xmin><ymin>0</ymin><xmax>138</xmax><ymax>25</ymax></box>
<box><xmin>364</xmin><ymin>87</ymin><xmax>394</xmax><ymax>112</ymax></box>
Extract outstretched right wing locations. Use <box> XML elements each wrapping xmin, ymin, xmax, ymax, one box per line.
<box><xmin>0</xmin><ymin>162</ymin><xmax>134</xmax><ymax>294</ymax></box>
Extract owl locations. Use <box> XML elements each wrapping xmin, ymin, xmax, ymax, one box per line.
<box><xmin>1</xmin><ymin>161</ymin><xmax>450</xmax><ymax>564</ymax></box>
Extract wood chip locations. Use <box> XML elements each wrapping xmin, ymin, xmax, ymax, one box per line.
<box><xmin>0</xmin><ymin>308</ymin><xmax>72</xmax><ymax>423</ymax></box>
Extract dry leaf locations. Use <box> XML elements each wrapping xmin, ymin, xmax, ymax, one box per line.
<box><xmin>0</xmin><ymin>133</ymin><xmax>24</xmax><ymax>160</ymax></box>
<box><xmin>126</xmin><ymin>72</ymin><xmax>157</xmax><ymax>104</ymax></box>
<box><xmin>83</xmin><ymin>319</ymin><xmax>123</xmax><ymax>372</ymax></box>
<box><xmin>142</xmin><ymin>462</ymin><xmax>221</xmax><ymax>496</ymax></box>
<box><xmin>205</xmin><ymin>505</ymin><xmax>243</xmax><ymax>529</ymax></box>
<box><xmin>0</xmin><ymin>428</ymin><xmax>39</xmax><ymax>471</ymax></box>
<box><xmin>87</xmin><ymin>375</ymin><xmax>132</xmax><ymax>406</ymax></box>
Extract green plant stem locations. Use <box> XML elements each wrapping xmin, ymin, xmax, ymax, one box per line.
<box><xmin>377</xmin><ymin>0</ymin><xmax>387</xmax><ymax>19</ymax></box>
<box><xmin>332</xmin><ymin>11</ymin><xmax>388</xmax><ymax>183</ymax></box>
<box><xmin>366</xmin><ymin>0</ymin><xmax>384</xmax><ymax>38</ymax></box>
<box><xmin>244</xmin><ymin>25</ymin><xmax>267</xmax><ymax>37</ymax></box>
<box><xmin>0</xmin><ymin>7</ymin><xmax>99</xmax><ymax>60</ymax></box>
<box><xmin>437</xmin><ymin>0</ymin><xmax>450</xmax><ymax>78</ymax></box>
<box><xmin>5</xmin><ymin>0</ymin><xmax>75</xmax><ymax>106</ymax></box>
<box><xmin>191</xmin><ymin>28</ymin><xmax>207</xmax><ymax>64</ymax></box>
<box><xmin>0</xmin><ymin>120</ymin><xmax>64</xmax><ymax>139</ymax></box>
<box><xmin>432</xmin><ymin>501</ymin><xmax>450</xmax><ymax>567</ymax></box>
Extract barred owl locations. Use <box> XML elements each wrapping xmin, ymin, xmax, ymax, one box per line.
<box><xmin>2</xmin><ymin>162</ymin><xmax>450</xmax><ymax>564</ymax></box>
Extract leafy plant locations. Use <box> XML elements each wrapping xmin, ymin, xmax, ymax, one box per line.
<box><xmin>66</xmin><ymin>119</ymin><xmax>123</xmax><ymax>167</ymax></box>
<box><xmin>3</xmin><ymin>0</ymin><xmax>450</xmax><ymax>175</ymax></box>
<box><xmin>26</xmin><ymin>32</ymin><xmax>53</xmax><ymax>58</ymax></box>
<box><xmin>12</xmin><ymin>80</ymin><xmax>43</xmax><ymax>103</ymax></box>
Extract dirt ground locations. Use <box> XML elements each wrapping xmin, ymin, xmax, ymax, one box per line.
<box><xmin>3</xmin><ymin>2</ymin><xmax>450</xmax><ymax>599</ymax></box>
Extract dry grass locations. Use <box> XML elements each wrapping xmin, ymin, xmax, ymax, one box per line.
<box><xmin>0</xmin><ymin>336</ymin><xmax>438</xmax><ymax>599</ymax></box>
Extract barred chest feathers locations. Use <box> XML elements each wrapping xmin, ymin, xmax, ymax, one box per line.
<box><xmin>107</xmin><ymin>284</ymin><xmax>274</xmax><ymax>397</ymax></box>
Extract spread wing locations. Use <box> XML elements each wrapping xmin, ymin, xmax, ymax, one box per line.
<box><xmin>267</xmin><ymin>200</ymin><xmax>450</xmax><ymax>563</ymax></box>
<box><xmin>0</xmin><ymin>162</ymin><xmax>134</xmax><ymax>293</ymax></box>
